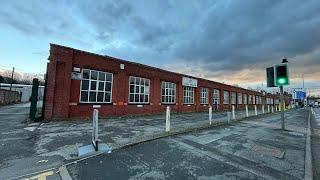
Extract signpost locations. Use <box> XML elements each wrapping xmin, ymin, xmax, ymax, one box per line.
<box><xmin>266</xmin><ymin>59</ymin><xmax>290</xmax><ymax>130</ymax></box>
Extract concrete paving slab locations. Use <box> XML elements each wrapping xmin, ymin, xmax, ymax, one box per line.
<box><xmin>78</xmin><ymin>143</ymin><xmax>112</xmax><ymax>158</ymax></box>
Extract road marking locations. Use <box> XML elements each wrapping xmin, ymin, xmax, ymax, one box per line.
<box><xmin>304</xmin><ymin>109</ymin><xmax>313</xmax><ymax>180</ymax></box>
<box><xmin>22</xmin><ymin>171</ymin><xmax>53</xmax><ymax>180</ymax></box>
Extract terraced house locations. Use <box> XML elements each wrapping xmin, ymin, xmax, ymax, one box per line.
<box><xmin>43</xmin><ymin>44</ymin><xmax>290</xmax><ymax>120</ymax></box>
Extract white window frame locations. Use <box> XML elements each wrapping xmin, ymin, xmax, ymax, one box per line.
<box><xmin>200</xmin><ymin>88</ymin><xmax>209</xmax><ymax>105</ymax></box>
<box><xmin>256</xmin><ymin>96</ymin><xmax>259</xmax><ymax>104</ymax></box>
<box><xmin>128</xmin><ymin>76</ymin><xmax>150</xmax><ymax>104</ymax></box>
<box><xmin>253</xmin><ymin>95</ymin><xmax>256</xmax><ymax>104</ymax></box>
<box><xmin>183</xmin><ymin>86</ymin><xmax>194</xmax><ymax>104</ymax></box>
<box><xmin>161</xmin><ymin>81</ymin><xmax>176</xmax><ymax>104</ymax></box>
<box><xmin>259</xmin><ymin>96</ymin><xmax>262</xmax><ymax>104</ymax></box>
<box><xmin>249</xmin><ymin>95</ymin><xmax>252</xmax><ymax>104</ymax></box>
<box><xmin>231</xmin><ymin>92</ymin><xmax>236</xmax><ymax>104</ymax></box>
<box><xmin>79</xmin><ymin>68</ymin><xmax>113</xmax><ymax>103</ymax></box>
<box><xmin>243</xmin><ymin>94</ymin><xmax>247</xmax><ymax>104</ymax></box>
<box><xmin>213</xmin><ymin>89</ymin><xmax>220</xmax><ymax>105</ymax></box>
<box><xmin>237</xmin><ymin>93</ymin><xmax>242</xmax><ymax>104</ymax></box>
<box><xmin>223</xmin><ymin>91</ymin><xmax>229</xmax><ymax>104</ymax></box>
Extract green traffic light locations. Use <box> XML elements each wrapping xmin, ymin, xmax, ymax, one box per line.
<box><xmin>277</xmin><ymin>78</ymin><xmax>287</xmax><ymax>85</ymax></box>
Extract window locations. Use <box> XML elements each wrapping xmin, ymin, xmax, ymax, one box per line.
<box><xmin>248</xmin><ymin>95</ymin><xmax>252</xmax><ymax>104</ymax></box>
<box><xmin>200</xmin><ymin>88</ymin><xmax>209</xmax><ymax>104</ymax></box>
<box><xmin>259</xmin><ymin>96</ymin><xmax>262</xmax><ymax>104</ymax></box>
<box><xmin>231</xmin><ymin>92</ymin><xmax>236</xmax><ymax>104</ymax></box>
<box><xmin>80</xmin><ymin>69</ymin><xmax>113</xmax><ymax>103</ymax></box>
<box><xmin>223</xmin><ymin>91</ymin><xmax>229</xmax><ymax>104</ymax></box>
<box><xmin>238</xmin><ymin>93</ymin><xmax>242</xmax><ymax>104</ymax></box>
<box><xmin>129</xmin><ymin>76</ymin><xmax>150</xmax><ymax>104</ymax></box>
<box><xmin>243</xmin><ymin>94</ymin><xmax>248</xmax><ymax>104</ymax></box>
<box><xmin>161</xmin><ymin>81</ymin><xmax>176</xmax><ymax>104</ymax></box>
<box><xmin>271</xmin><ymin>98</ymin><xmax>274</xmax><ymax>104</ymax></box>
<box><xmin>256</xmin><ymin>96</ymin><xmax>259</xmax><ymax>104</ymax></box>
<box><xmin>183</xmin><ymin>86</ymin><xmax>194</xmax><ymax>104</ymax></box>
<box><xmin>213</xmin><ymin>89</ymin><xmax>220</xmax><ymax>105</ymax></box>
<box><xmin>253</xmin><ymin>95</ymin><xmax>256</xmax><ymax>104</ymax></box>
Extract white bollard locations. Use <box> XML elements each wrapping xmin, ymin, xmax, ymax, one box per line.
<box><xmin>271</xmin><ymin>106</ymin><xmax>274</xmax><ymax>113</ymax></box>
<box><xmin>254</xmin><ymin>105</ymin><xmax>258</xmax><ymax>115</ymax></box>
<box><xmin>245</xmin><ymin>105</ymin><xmax>249</xmax><ymax>117</ymax></box>
<box><xmin>267</xmin><ymin>105</ymin><xmax>270</xmax><ymax>113</ymax></box>
<box><xmin>262</xmin><ymin>105</ymin><xmax>265</xmax><ymax>114</ymax></box>
<box><xmin>166</xmin><ymin>106</ymin><xmax>171</xmax><ymax>132</ymax></box>
<box><xmin>227</xmin><ymin>112</ymin><xmax>231</xmax><ymax>124</ymax></box>
<box><xmin>92</xmin><ymin>109</ymin><xmax>99</xmax><ymax>151</ymax></box>
<box><xmin>232</xmin><ymin>105</ymin><xmax>236</xmax><ymax>120</ymax></box>
<box><xmin>209</xmin><ymin>106</ymin><xmax>212</xmax><ymax>125</ymax></box>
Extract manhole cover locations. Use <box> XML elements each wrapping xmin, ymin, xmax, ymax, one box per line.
<box><xmin>251</xmin><ymin>144</ymin><xmax>285</xmax><ymax>159</ymax></box>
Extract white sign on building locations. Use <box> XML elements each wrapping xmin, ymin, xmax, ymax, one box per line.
<box><xmin>182</xmin><ymin>77</ymin><xmax>198</xmax><ymax>87</ymax></box>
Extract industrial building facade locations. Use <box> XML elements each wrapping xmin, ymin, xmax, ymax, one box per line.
<box><xmin>44</xmin><ymin>44</ymin><xmax>288</xmax><ymax>120</ymax></box>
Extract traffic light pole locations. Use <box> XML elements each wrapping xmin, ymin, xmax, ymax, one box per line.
<box><xmin>280</xmin><ymin>85</ymin><xmax>285</xmax><ymax>130</ymax></box>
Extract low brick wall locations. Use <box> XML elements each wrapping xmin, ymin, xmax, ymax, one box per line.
<box><xmin>0</xmin><ymin>89</ymin><xmax>21</xmax><ymax>105</ymax></box>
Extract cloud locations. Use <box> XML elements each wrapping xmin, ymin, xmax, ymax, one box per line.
<box><xmin>0</xmin><ymin>0</ymin><xmax>319</xmax><ymax>91</ymax></box>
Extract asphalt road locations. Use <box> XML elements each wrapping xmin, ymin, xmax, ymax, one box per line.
<box><xmin>0</xmin><ymin>102</ymin><xmax>62</xmax><ymax>180</ymax></box>
<box><xmin>67</xmin><ymin>108</ymin><xmax>310</xmax><ymax>180</ymax></box>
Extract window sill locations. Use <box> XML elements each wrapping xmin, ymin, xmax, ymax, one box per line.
<box><xmin>78</xmin><ymin>102</ymin><xmax>113</xmax><ymax>105</ymax></box>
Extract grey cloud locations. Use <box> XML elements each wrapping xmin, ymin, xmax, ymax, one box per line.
<box><xmin>1</xmin><ymin>0</ymin><xmax>320</xmax><ymax>87</ymax></box>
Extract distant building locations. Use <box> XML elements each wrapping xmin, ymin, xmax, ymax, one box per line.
<box><xmin>0</xmin><ymin>83</ymin><xmax>44</xmax><ymax>102</ymax></box>
<box><xmin>43</xmin><ymin>44</ymin><xmax>291</xmax><ymax>120</ymax></box>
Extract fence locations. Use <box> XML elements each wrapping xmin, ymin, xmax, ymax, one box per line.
<box><xmin>0</xmin><ymin>89</ymin><xmax>21</xmax><ymax>105</ymax></box>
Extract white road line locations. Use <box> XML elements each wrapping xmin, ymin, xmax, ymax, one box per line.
<box><xmin>304</xmin><ymin>109</ymin><xmax>313</xmax><ymax>180</ymax></box>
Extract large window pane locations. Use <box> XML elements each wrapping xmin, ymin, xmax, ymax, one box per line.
<box><xmin>97</xmin><ymin>92</ymin><xmax>104</xmax><ymax>102</ymax></box>
<box><xmin>89</xmin><ymin>92</ymin><xmax>96</xmax><ymax>102</ymax></box>
<box><xmin>104</xmin><ymin>92</ymin><xmax>111</xmax><ymax>102</ymax></box>
<box><xmin>91</xmin><ymin>71</ymin><xmax>98</xmax><ymax>80</ymax></box>
<box><xmin>161</xmin><ymin>82</ymin><xmax>176</xmax><ymax>104</ymax></box>
<box><xmin>98</xmin><ymin>82</ymin><xmax>104</xmax><ymax>91</ymax></box>
<box><xmin>81</xmin><ymin>80</ymin><xmax>89</xmax><ymax>90</ymax></box>
<box><xmin>82</xmin><ymin>70</ymin><xmax>90</xmax><ymax>79</ymax></box>
<box><xmin>90</xmin><ymin>81</ymin><xmax>97</xmax><ymax>90</ymax></box>
<box><xmin>105</xmin><ymin>82</ymin><xmax>112</xmax><ymax>92</ymax></box>
<box><xmin>80</xmin><ymin>91</ymin><xmax>88</xmax><ymax>102</ymax></box>
<box><xmin>98</xmin><ymin>72</ymin><xmax>105</xmax><ymax>81</ymax></box>
<box><xmin>128</xmin><ymin>76</ymin><xmax>150</xmax><ymax>103</ymax></box>
<box><xmin>183</xmin><ymin>86</ymin><xmax>194</xmax><ymax>104</ymax></box>
<box><xmin>80</xmin><ymin>69</ymin><xmax>113</xmax><ymax>103</ymax></box>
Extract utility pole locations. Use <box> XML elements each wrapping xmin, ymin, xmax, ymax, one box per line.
<box><xmin>10</xmin><ymin>67</ymin><xmax>15</xmax><ymax>91</ymax></box>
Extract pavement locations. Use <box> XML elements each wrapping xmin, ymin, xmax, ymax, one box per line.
<box><xmin>311</xmin><ymin>107</ymin><xmax>320</xmax><ymax>180</ymax></box>
<box><xmin>66</xmin><ymin>108</ymin><xmax>311</xmax><ymax>180</ymax></box>
<box><xmin>0</xmin><ymin>102</ymin><xmax>309</xmax><ymax>180</ymax></box>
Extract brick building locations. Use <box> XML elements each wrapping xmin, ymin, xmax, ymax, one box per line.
<box><xmin>43</xmin><ymin>44</ymin><xmax>287</xmax><ymax>120</ymax></box>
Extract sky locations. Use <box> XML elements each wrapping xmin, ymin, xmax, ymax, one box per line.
<box><xmin>0</xmin><ymin>0</ymin><xmax>320</xmax><ymax>95</ymax></box>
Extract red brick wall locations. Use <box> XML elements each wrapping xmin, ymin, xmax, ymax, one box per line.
<box><xmin>44</xmin><ymin>44</ymin><xmax>288</xmax><ymax>120</ymax></box>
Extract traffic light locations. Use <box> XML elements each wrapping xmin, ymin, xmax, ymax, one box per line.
<box><xmin>266</xmin><ymin>67</ymin><xmax>276</xmax><ymax>87</ymax></box>
<box><xmin>274</xmin><ymin>64</ymin><xmax>289</xmax><ymax>86</ymax></box>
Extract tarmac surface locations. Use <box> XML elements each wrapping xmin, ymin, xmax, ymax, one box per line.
<box><xmin>0</xmin><ymin>102</ymin><xmax>262</xmax><ymax>179</ymax></box>
<box><xmin>67</xmin><ymin>108</ymin><xmax>310</xmax><ymax>180</ymax></box>
<box><xmin>0</xmin><ymin>102</ymin><xmax>314</xmax><ymax>180</ymax></box>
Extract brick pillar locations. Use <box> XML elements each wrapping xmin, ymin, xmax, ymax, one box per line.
<box><xmin>44</xmin><ymin>61</ymin><xmax>57</xmax><ymax>120</ymax></box>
